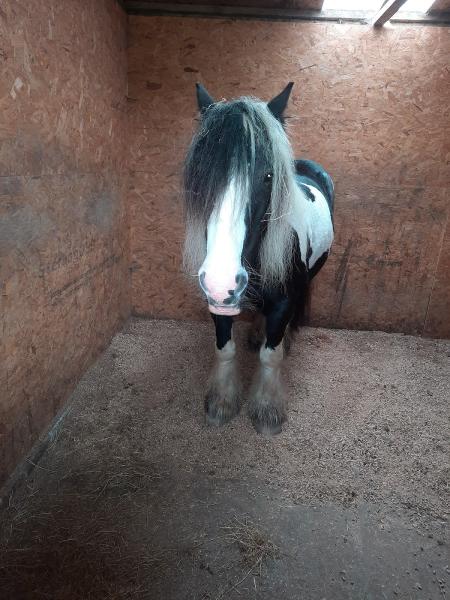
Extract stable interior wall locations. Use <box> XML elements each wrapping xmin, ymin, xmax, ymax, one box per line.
<box><xmin>0</xmin><ymin>0</ymin><xmax>129</xmax><ymax>488</ymax></box>
<box><xmin>127</xmin><ymin>16</ymin><xmax>450</xmax><ymax>338</ymax></box>
<box><xmin>1</xmin><ymin>6</ymin><xmax>449</xmax><ymax>491</ymax></box>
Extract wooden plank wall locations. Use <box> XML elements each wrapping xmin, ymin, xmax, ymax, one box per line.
<box><xmin>0</xmin><ymin>0</ymin><xmax>130</xmax><ymax>488</ymax></box>
<box><xmin>127</xmin><ymin>16</ymin><xmax>449</xmax><ymax>337</ymax></box>
<box><xmin>430</xmin><ymin>0</ymin><xmax>450</xmax><ymax>11</ymax></box>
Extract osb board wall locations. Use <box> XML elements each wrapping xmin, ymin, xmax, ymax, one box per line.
<box><xmin>424</xmin><ymin>216</ymin><xmax>450</xmax><ymax>337</ymax></box>
<box><xmin>430</xmin><ymin>0</ymin><xmax>450</xmax><ymax>11</ymax></box>
<box><xmin>127</xmin><ymin>16</ymin><xmax>450</xmax><ymax>338</ymax></box>
<box><xmin>0</xmin><ymin>0</ymin><xmax>129</xmax><ymax>488</ymax></box>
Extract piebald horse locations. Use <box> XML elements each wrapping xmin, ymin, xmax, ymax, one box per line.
<box><xmin>183</xmin><ymin>82</ymin><xmax>334</xmax><ymax>434</ymax></box>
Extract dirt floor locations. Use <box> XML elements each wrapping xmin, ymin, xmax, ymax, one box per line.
<box><xmin>0</xmin><ymin>317</ymin><xmax>449</xmax><ymax>600</ymax></box>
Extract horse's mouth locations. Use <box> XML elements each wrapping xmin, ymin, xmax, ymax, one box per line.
<box><xmin>204</xmin><ymin>288</ymin><xmax>242</xmax><ymax>316</ymax></box>
<box><xmin>208</xmin><ymin>303</ymin><xmax>241</xmax><ymax>316</ymax></box>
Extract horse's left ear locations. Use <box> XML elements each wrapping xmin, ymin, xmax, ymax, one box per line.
<box><xmin>267</xmin><ymin>82</ymin><xmax>294</xmax><ymax>120</ymax></box>
<box><xmin>196</xmin><ymin>82</ymin><xmax>216</xmax><ymax>114</ymax></box>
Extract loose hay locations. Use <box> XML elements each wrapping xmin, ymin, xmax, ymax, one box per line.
<box><xmin>221</xmin><ymin>516</ymin><xmax>280</xmax><ymax>570</ymax></box>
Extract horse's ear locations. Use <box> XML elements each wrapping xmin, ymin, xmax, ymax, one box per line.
<box><xmin>267</xmin><ymin>82</ymin><xmax>294</xmax><ymax>120</ymax></box>
<box><xmin>196</xmin><ymin>82</ymin><xmax>215</xmax><ymax>114</ymax></box>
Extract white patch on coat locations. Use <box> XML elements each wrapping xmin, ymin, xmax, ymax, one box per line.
<box><xmin>215</xmin><ymin>339</ymin><xmax>236</xmax><ymax>367</ymax></box>
<box><xmin>199</xmin><ymin>180</ymin><xmax>247</xmax><ymax>298</ymax></box>
<box><xmin>288</xmin><ymin>184</ymin><xmax>334</xmax><ymax>268</ymax></box>
<box><xmin>206</xmin><ymin>339</ymin><xmax>241</xmax><ymax>424</ymax></box>
<box><xmin>260</xmin><ymin>342</ymin><xmax>284</xmax><ymax>369</ymax></box>
<box><xmin>248</xmin><ymin>340</ymin><xmax>286</xmax><ymax>433</ymax></box>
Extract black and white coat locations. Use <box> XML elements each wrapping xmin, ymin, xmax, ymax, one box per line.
<box><xmin>183</xmin><ymin>82</ymin><xmax>334</xmax><ymax>434</ymax></box>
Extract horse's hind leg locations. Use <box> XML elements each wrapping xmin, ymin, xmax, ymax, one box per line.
<box><xmin>248</xmin><ymin>298</ymin><xmax>292</xmax><ymax>435</ymax></box>
<box><xmin>205</xmin><ymin>314</ymin><xmax>242</xmax><ymax>426</ymax></box>
<box><xmin>247</xmin><ymin>312</ymin><xmax>265</xmax><ymax>352</ymax></box>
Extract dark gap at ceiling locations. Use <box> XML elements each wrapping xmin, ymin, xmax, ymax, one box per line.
<box><xmin>121</xmin><ymin>0</ymin><xmax>450</xmax><ymax>24</ymax></box>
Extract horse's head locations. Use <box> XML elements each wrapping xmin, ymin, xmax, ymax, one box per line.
<box><xmin>183</xmin><ymin>83</ymin><xmax>295</xmax><ymax>315</ymax></box>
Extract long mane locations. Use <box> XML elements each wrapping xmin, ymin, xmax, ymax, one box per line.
<box><xmin>183</xmin><ymin>96</ymin><xmax>302</xmax><ymax>288</ymax></box>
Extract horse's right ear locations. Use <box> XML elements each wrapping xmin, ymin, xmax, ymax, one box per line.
<box><xmin>196</xmin><ymin>83</ymin><xmax>215</xmax><ymax>114</ymax></box>
<box><xmin>267</xmin><ymin>82</ymin><xmax>294</xmax><ymax>121</ymax></box>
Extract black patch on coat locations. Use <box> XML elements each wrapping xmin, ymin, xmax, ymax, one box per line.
<box><xmin>248</xmin><ymin>234</ymin><xmax>330</xmax><ymax>349</ymax></box>
<box><xmin>306</xmin><ymin>239</ymin><xmax>313</xmax><ymax>270</ymax></box>
<box><xmin>184</xmin><ymin>100</ymin><xmax>272</xmax><ymax>227</ymax></box>
<box><xmin>299</xmin><ymin>182</ymin><xmax>316</xmax><ymax>202</ymax></box>
<box><xmin>294</xmin><ymin>158</ymin><xmax>335</xmax><ymax>216</ymax></box>
<box><xmin>211</xmin><ymin>314</ymin><xmax>233</xmax><ymax>350</ymax></box>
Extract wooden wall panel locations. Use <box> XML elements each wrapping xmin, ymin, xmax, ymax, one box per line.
<box><xmin>0</xmin><ymin>0</ymin><xmax>130</xmax><ymax>487</ymax></box>
<box><xmin>429</xmin><ymin>0</ymin><xmax>450</xmax><ymax>11</ymax></box>
<box><xmin>424</xmin><ymin>218</ymin><xmax>450</xmax><ymax>338</ymax></box>
<box><xmin>127</xmin><ymin>16</ymin><xmax>449</xmax><ymax>337</ymax></box>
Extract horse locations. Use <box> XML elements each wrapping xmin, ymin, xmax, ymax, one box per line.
<box><xmin>183</xmin><ymin>82</ymin><xmax>334</xmax><ymax>435</ymax></box>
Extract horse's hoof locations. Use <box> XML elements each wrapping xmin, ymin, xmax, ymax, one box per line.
<box><xmin>252</xmin><ymin>419</ymin><xmax>283</xmax><ymax>435</ymax></box>
<box><xmin>249</xmin><ymin>406</ymin><xmax>286</xmax><ymax>435</ymax></box>
<box><xmin>205</xmin><ymin>389</ymin><xmax>240</xmax><ymax>426</ymax></box>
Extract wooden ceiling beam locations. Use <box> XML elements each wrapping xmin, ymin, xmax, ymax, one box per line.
<box><xmin>124</xmin><ymin>0</ymin><xmax>324</xmax><ymax>8</ymax></box>
<box><xmin>371</xmin><ymin>0</ymin><xmax>409</xmax><ymax>26</ymax></box>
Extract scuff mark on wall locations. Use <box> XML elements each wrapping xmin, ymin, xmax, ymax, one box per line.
<box><xmin>85</xmin><ymin>190</ymin><xmax>119</xmax><ymax>232</ymax></box>
<box><xmin>0</xmin><ymin>205</ymin><xmax>54</xmax><ymax>252</ymax></box>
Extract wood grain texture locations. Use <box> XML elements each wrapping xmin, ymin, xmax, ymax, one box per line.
<box><xmin>0</xmin><ymin>0</ymin><xmax>130</xmax><ymax>487</ymax></box>
<box><xmin>424</xmin><ymin>217</ymin><xmax>450</xmax><ymax>338</ymax></box>
<box><xmin>127</xmin><ymin>16</ymin><xmax>450</xmax><ymax>336</ymax></box>
<box><xmin>429</xmin><ymin>0</ymin><xmax>450</xmax><ymax>11</ymax></box>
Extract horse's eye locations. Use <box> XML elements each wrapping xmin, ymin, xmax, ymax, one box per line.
<box><xmin>264</xmin><ymin>173</ymin><xmax>273</xmax><ymax>184</ymax></box>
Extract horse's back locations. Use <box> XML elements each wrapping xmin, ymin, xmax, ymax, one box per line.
<box><xmin>294</xmin><ymin>159</ymin><xmax>334</xmax><ymax>215</ymax></box>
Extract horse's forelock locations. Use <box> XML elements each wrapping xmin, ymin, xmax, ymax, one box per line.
<box><xmin>183</xmin><ymin>97</ymin><xmax>300</xmax><ymax>285</ymax></box>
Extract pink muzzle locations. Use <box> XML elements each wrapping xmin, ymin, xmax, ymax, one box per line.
<box><xmin>198</xmin><ymin>268</ymin><xmax>248</xmax><ymax>315</ymax></box>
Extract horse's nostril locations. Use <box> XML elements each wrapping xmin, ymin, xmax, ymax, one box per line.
<box><xmin>198</xmin><ymin>267</ymin><xmax>247</xmax><ymax>306</ymax></box>
<box><xmin>234</xmin><ymin>269</ymin><xmax>249</xmax><ymax>295</ymax></box>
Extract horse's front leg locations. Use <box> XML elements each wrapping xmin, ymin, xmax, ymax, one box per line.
<box><xmin>205</xmin><ymin>314</ymin><xmax>242</xmax><ymax>426</ymax></box>
<box><xmin>248</xmin><ymin>299</ymin><xmax>292</xmax><ymax>435</ymax></box>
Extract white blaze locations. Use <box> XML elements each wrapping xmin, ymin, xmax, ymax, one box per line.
<box><xmin>199</xmin><ymin>180</ymin><xmax>247</xmax><ymax>301</ymax></box>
